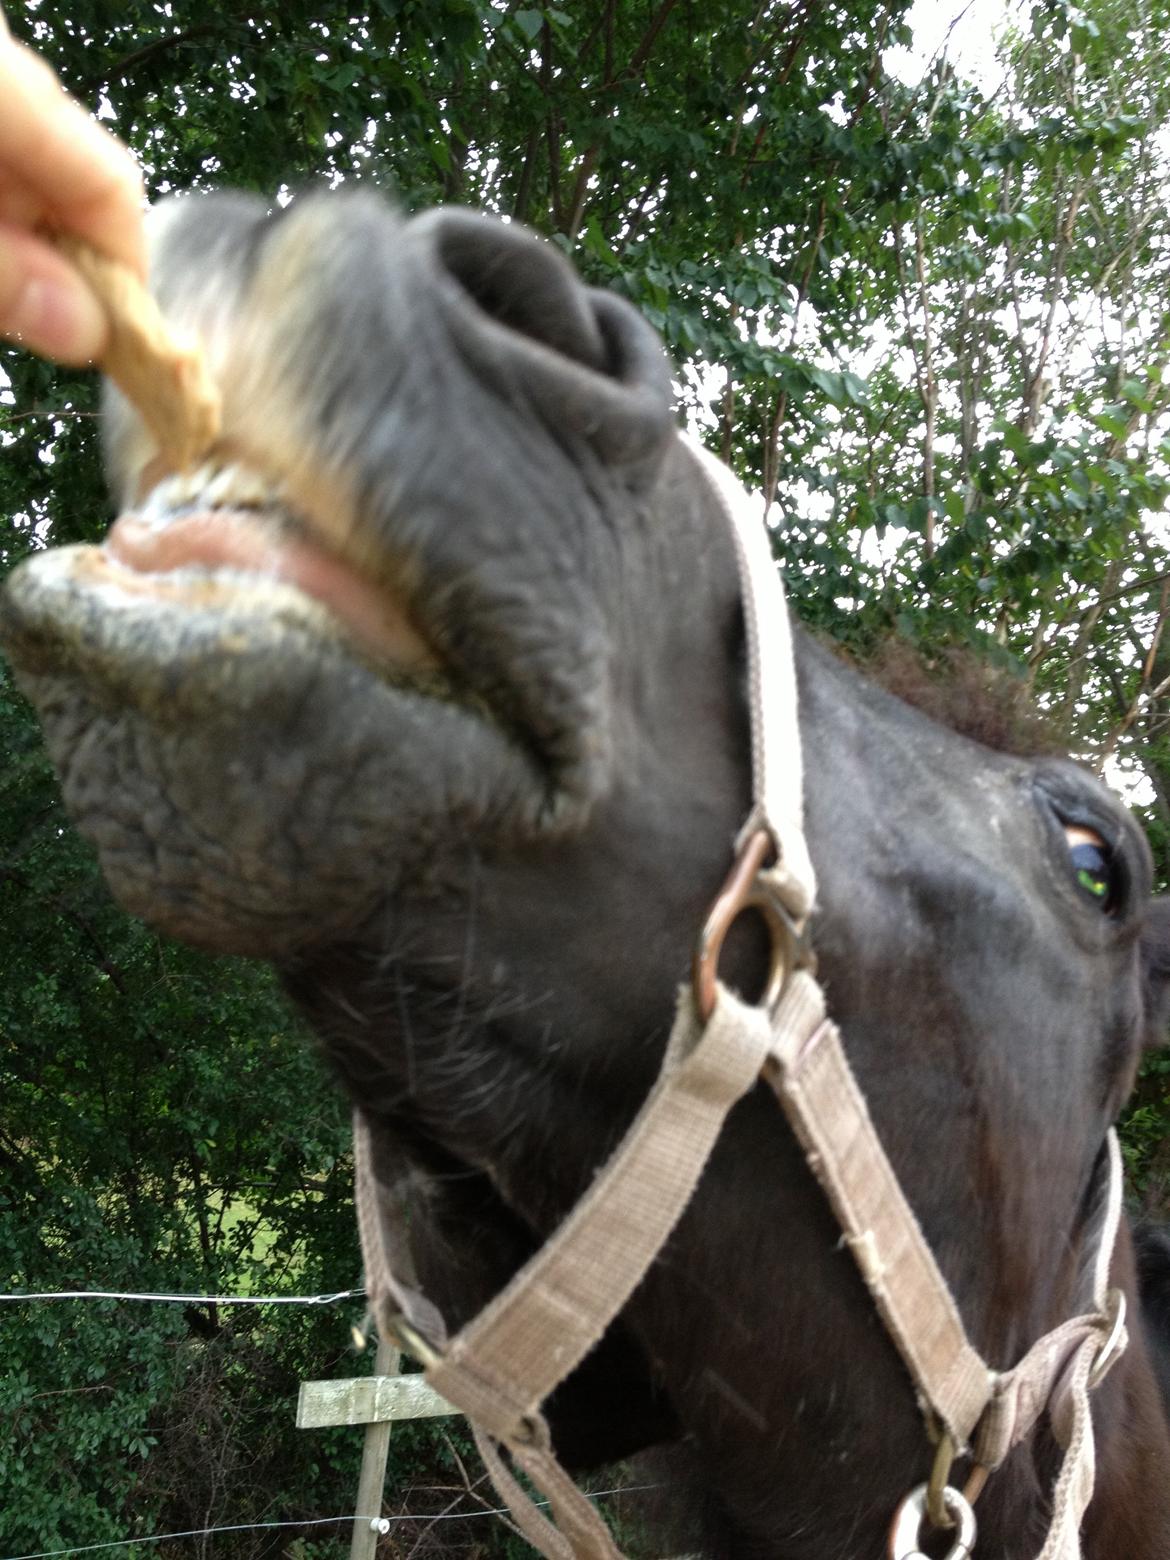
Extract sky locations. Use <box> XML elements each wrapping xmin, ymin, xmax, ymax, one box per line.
<box><xmin>888</xmin><ymin>0</ymin><xmax>1020</xmax><ymax>90</ymax></box>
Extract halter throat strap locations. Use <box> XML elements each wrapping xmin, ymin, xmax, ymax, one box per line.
<box><xmin>354</xmin><ymin>433</ymin><xmax>1128</xmax><ymax>1560</ymax></box>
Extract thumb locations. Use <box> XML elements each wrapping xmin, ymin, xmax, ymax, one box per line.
<box><xmin>0</xmin><ymin>223</ymin><xmax>108</xmax><ymax>363</ymax></box>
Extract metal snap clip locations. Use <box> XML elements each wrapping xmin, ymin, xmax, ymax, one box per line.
<box><xmin>889</xmin><ymin>1482</ymin><xmax>977</xmax><ymax>1560</ymax></box>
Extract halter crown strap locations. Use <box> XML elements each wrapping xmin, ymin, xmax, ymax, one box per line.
<box><xmin>684</xmin><ymin>438</ymin><xmax>816</xmax><ymax>920</ymax></box>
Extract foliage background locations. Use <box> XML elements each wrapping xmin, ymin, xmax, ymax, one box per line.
<box><xmin>3</xmin><ymin>0</ymin><xmax>1170</xmax><ymax>1552</ymax></box>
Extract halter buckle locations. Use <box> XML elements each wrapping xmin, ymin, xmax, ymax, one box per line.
<box><xmin>692</xmin><ymin>828</ymin><xmax>814</xmax><ymax>1023</ymax></box>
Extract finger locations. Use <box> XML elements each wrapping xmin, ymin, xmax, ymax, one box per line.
<box><xmin>0</xmin><ymin>177</ymin><xmax>41</xmax><ymax>231</ymax></box>
<box><xmin>0</xmin><ymin>220</ymin><xmax>108</xmax><ymax>363</ymax></box>
<box><xmin>0</xmin><ymin>36</ymin><xmax>146</xmax><ymax>277</ymax></box>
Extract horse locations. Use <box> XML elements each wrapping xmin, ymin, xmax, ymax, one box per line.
<box><xmin>4</xmin><ymin>190</ymin><xmax>1170</xmax><ymax>1558</ymax></box>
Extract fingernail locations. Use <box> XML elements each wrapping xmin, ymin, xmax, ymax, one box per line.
<box><xmin>5</xmin><ymin>276</ymin><xmax>107</xmax><ymax>364</ymax></box>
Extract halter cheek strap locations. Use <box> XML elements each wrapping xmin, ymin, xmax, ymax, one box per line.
<box><xmin>354</xmin><ymin>432</ymin><xmax>1127</xmax><ymax>1560</ymax></box>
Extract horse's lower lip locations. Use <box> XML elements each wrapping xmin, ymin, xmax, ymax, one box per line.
<box><xmin>105</xmin><ymin>507</ymin><xmax>438</xmax><ymax>674</ymax></box>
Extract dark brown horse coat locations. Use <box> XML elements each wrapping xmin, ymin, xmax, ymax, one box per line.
<box><xmin>4</xmin><ymin>192</ymin><xmax>1170</xmax><ymax>1557</ymax></box>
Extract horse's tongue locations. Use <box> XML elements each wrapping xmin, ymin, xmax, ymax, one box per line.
<box><xmin>106</xmin><ymin>509</ymin><xmax>437</xmax><ymax>672</ymax></box>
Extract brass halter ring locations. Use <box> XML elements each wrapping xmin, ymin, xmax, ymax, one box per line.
<box><xmin>692</xmin><ymin>828</ymin><xmax>814</xmax><ymax>1023</ymax></box>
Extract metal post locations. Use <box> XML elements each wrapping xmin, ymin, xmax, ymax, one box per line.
<box><xmin>348</xmin><ymin>1338</ymin><xmax>399</xmax><ymax>1560</ymax></box>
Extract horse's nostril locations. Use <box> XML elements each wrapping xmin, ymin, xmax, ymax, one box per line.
<box><xmin>430</xmin><ymin>209</ymin><xmax>610</xmax><ymax>374</ymax></box>
<box><xmin>415</xmin><ymin>205</ymin><xmax>673</xmax><ymax>469</ymax></box>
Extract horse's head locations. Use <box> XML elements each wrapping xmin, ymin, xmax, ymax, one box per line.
<box><xmin>4</xmin><ymin>190</ymin><xmax>1169</xmax><ymax>1557</ymax></box>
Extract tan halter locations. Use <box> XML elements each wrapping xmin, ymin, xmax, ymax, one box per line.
<box><xmin>355</xmin><ymin>432</ymin><xmax>1128</xmax><ymax>1560</ymax></box>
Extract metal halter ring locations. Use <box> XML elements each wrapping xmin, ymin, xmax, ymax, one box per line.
<box><xmin>889</xmin><ymin>1483</ymin><xmax>977</xmax><ymax>1560</ymax></box>
<box><xmin>692</xmin><ymin>828</ymin><xmax>814</xmax><ymax>1023</ymax></box>
<box><xmin>926</xmin><ymin>1432</ymin><xmax>957</xmax><ymax>1529</ymax></box>
<box><xmin>390</xmin><ymin>1315</ymin><xmax>444</xmax><ymax>1370</ymax></box>
<box><xmin>1088</xmin><ymin>1286</ymin><xmax>1127</xmax><ymax>1389</ymax></box>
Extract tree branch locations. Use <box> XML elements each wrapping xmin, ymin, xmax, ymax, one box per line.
<box><xmin>562</xmin><ymin>0</ymin><xmax>681</xmax><ymax>239</ymax></box>
<box><xmin>1096</xmin><ymin>580</ymin><xmax>1170</xmax><ymax>772</ymax></box>
<box><xmin>79</xmin><ymin>25</ymin><xmax>220</xmax><ymax>99</ymax></box>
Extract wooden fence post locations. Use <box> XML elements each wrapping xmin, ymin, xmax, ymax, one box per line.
<box><xmin>299</xmin><ymin>1361</ymin><xmax>689</xmax><ymax>1555</ymax></box>
<box><xmin>348</xmin><ymin>1338</ymin><xmax>397</xmax><ymax>1560</ymax></box>
<box><xmin>297</xmin><ymin>1341</ymin><xmax>459</xmax><ymax>1557</ymax></box>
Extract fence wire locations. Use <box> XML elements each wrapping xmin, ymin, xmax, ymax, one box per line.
<box><xmin>0</xmin><ymin>1287</ymin><xmax>363</xmax><ymax>1306</ymax></box>
<box><xmin>3</xmin><ymin>1484</ymin><xmax>658</xmax><ymax>1560</ymax></box>
<box><xmin>2</xmin><ymin>1287</ymin><xmax>660</xmax><ymax>1560</ymax></box>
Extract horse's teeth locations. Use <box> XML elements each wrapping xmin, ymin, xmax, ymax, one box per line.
<box><xmin>151</xmin><ymin>463</ymin><xmax>216</xmax><ymax>509</ymax></box>
<box><xmin>185</xmin><ymin>462</ymin><xmax>221</xmax><ymax>496</ymax></box>
<box><xmin>203</xmin><ymin>464</ymin><xmax>273</xmax><ymax>508</ymax></box>
<box><xmin>142</xmin><ymin>462</ymin><xmax>277</xmax><ymax>518</ymax></box>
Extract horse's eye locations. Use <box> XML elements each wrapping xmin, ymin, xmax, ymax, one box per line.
<box><xmin>1064</xmin><ymin>825</ymin><xmax>1118</xmax><ymax>912</ymax></box>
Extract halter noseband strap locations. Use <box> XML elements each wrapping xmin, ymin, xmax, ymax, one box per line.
<box><xmin>354</xmin><ymin>433</ymin><xmax>1127</xmax><ymax>1560</ymax></box>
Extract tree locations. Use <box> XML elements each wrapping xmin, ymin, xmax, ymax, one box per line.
<box><xmin>4</xmin><ymin>0</ymin><xmax>1170</xmax><ymax>1549</ymax></box>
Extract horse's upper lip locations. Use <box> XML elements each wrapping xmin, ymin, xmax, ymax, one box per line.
<box><xmin>103</xmin><ymin>462</ymin><xmax>439</xmax><ymax>677</ymax></box>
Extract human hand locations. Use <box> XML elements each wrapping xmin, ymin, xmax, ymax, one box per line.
<box><xmin>0</xmin><ymin>12</ymin><xmax>145</xmax><ymax>364</ymax></box>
